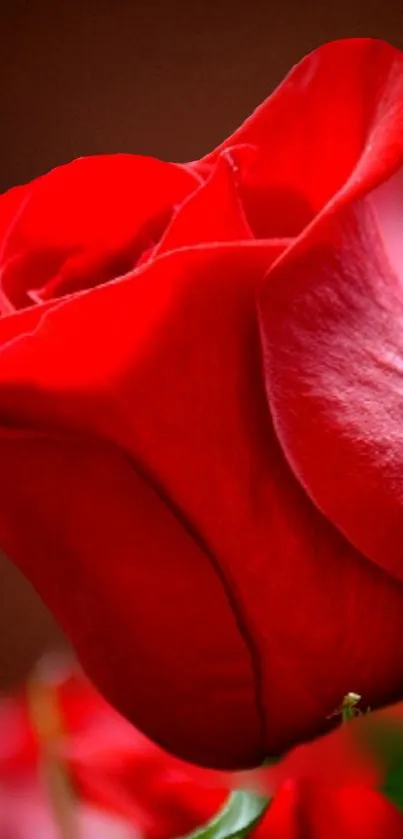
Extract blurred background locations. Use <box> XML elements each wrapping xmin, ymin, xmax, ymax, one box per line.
<box><xmin>1</xmin><ymin>0</ymin><xmax>403</xmax><ymax>691</ymax></box>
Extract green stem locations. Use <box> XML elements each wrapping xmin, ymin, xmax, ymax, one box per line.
<box><xmin>27</xmin><ymin>674</ymin><xmax>79</xmax><ymax>839</ymax></box>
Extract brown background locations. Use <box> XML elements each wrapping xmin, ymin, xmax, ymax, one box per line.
<box><xmin>1</xmin><ymin>0</ymin><xmax>403</xmax><ymax>689</ymax></box>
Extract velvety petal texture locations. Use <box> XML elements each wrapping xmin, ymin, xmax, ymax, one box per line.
<box><xmin>1</xmin><ymin>38</ymin><xmax>403</xmax><ymax>771</ymax></box>
<box><xmin>259</xmin><ymin>197</ymin><xmax>403</xmax><ymax>584</ymax></box>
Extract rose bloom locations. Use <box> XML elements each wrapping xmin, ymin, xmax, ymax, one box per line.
<box><xmin>1</xmin><ymin>658</ymin><xmax>402</xmax><ymax>839</ymax></box>
<box><xmin>0</xmin><ymin>37</ymin><xmax>403</xmax><ymax>770</ymax></box>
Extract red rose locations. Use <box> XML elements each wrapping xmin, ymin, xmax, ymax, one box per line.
<box><xmin>1</xmin><ymin>38</ymin><xmax>403</xmax><ymax>769</ymax></box>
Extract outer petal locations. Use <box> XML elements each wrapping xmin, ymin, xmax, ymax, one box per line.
<box><xmin>258</xmin><ymin>193</ymin><xmax>403</xmax><ymax>584</ymax></box>
<box><xmin>1</xmin><ymin>242</ymin><xmax>403</xmax><ymax>764</ymax></box>
<box><xmin>192</xmin><ymin>39</ymin><xmax>403</xmax><ymax>237</ymax></box>
<box><xmin>0</xmin><ymin>429</ymin><xmax>262</xmax><ymax>769</ymax></box>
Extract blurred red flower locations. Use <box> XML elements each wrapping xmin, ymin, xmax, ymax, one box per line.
<box><xmin>255</xmin><ymin>780</ymin><xmax>403</xmax><ymax>839</ymax></box>
<box><xmin>1</xmin><ymin>658</ymin><xmax>403</xmax><ymax>839</ymax></box>
<box><xmin>0</xmin><ymin>657</ymin><xmax>226</xmax><ymax>838</ymax></box>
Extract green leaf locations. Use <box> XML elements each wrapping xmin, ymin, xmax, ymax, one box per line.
<box><xmin>381</xmin><ymin>762</ymin><xmax>403</xmax><ymax>812</ymax></box>
<box><xmin>353</xmin><ymin>715</ymin><xmax>403</xmax><ymax>813</ymax></box>
<box><xmin>180</xmin><ymin>789</ymin><xmax>271</xmax><ymax>839</ymax></box>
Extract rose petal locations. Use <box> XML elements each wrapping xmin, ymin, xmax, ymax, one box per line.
<box><xmin>259</xmin><ymin>193</ymin><xmax>403</xmax><ymax>584</ymax></box>
<box><xmin>153</xmin><ymin>149</ymin><xmax>254</xmax><ymax>258</ymax></box>
<box><xmin>192</xmin><ymin>39</ymin><xmax>403</xmax><ymax>237</ymax></box>
<box><xmin>0</xmin><ymin>155</ymin><xmax>198</xmax><ymax>309</ymax></box>
<box><xmin>0</xmin><ymin>429</ymin><xmax>262</xmax><ymax>769</ymax></box>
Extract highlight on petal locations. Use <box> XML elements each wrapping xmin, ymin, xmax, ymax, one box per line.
<box><xmin>258</xmin><ymin>190</ymin><xmax>403</xmax><ymax>585</ymax></box>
